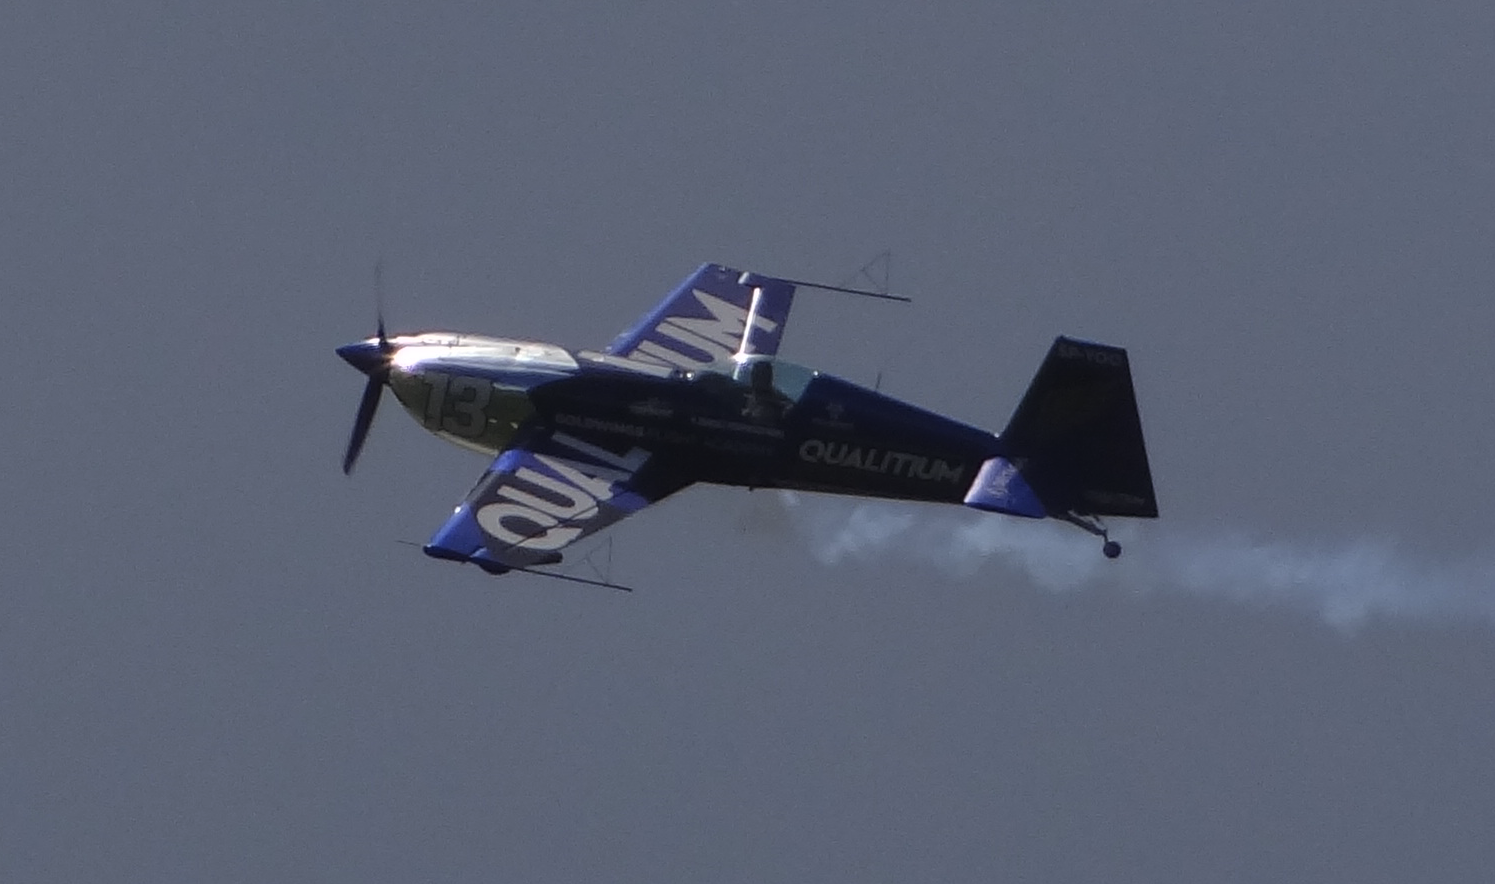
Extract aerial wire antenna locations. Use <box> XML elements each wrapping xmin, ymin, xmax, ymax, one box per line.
<box><xmin>397</xmin><ymin>539</ymin><xmax>635</xmax><ymax>592</ymax></box>
<box><xmin>508</xmin><ymin>565</ymin><xmax>635</xmax><ymax>592</ymax></box>
<box><xmin>772</xmin><ymin>250</ymin><xmax>906</xmax><ymax>303</ymax></box>
<box><xmin>492</xmin><ymin>496</ymin><xmax>638</xmax><ymax>591</ymax></box>
<box><xmin>838</xmin><ymin>250</ymin><xmax>896</xmax><ymax>391</ymax></box>
<box><xmin>576</xmin><ymin>536</ymin><xmax>616</xmax><ymax>583</ymax></box>
<box><xmin>839</xmin><ymin>249</ymin><xmax>893</xmax><ymax>297</ymax></box>
<box><xmin>777</xmin><ymin>277</ymin><xmax>910</xmax><ymax>303</ymax></box>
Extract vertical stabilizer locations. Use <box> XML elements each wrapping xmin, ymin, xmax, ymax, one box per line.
<box><xmin>993</xmin><ymin>337</ymin><xmax>1158</xmax><ymax>519</ymax></box>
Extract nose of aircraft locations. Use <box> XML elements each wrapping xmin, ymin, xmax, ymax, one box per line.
<box><xmin>336</xmin><ymin>340</ymin><xmax>385</xmax><ymax>376</ymax></box>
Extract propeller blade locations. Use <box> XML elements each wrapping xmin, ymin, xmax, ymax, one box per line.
<box><xmin>375</xmin><ymin>257</ymin><xmax>392</xmax><ymax>352</ymax></box>
<box><xmin>343</xmin><ymin>257</ymin><xmax>395</xmax><ymax>475</ymax></box>
<box><xmin>342</xmin><ymin>372</ymin><xmax>384</xmax><ymax>475</ymax></box>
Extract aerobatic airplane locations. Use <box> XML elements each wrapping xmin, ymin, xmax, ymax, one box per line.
<box><xmin>338</xmin><ymin>264</ymin><xmax>1158</xmax><ymax>587</ymax></box>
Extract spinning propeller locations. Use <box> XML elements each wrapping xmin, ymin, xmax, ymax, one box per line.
<box><xmin>337</xmin><ymin>262</ymin><xmax>397</xmax><ymax>474</ymax></box>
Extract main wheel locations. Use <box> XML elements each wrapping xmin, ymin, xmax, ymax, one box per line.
<box><xmin>1102</xmin><ymin>540</ymin><xmax>1122</xmax><ymax>559</ymax></box>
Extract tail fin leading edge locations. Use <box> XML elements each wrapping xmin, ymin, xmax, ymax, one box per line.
<box><xmin>985</xmin><ymin>336</ymin><xmax>1159</xmax><ymax>520</ymax></box>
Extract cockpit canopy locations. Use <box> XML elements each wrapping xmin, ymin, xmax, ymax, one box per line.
<box><xmin>687</xmin><ymin>354</ymin><xmax>817</xmax><ymax>404</ymax></box>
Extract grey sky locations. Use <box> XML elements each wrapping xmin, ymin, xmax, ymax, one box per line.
<box><xmin>5</xmin><ymin>2</ymin><xmax>1495</xmax><ymax>881</ymax></box>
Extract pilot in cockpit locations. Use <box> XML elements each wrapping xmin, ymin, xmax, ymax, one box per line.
<box><xmin>742</xmin><ymin>359</ymin><xmax>790</xmax><ymax>423</ymax></box>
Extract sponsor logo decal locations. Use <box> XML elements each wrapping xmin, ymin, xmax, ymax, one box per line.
<box><xmin>798</xmin><ymin>439</ymin><xmax>965</xmax><ymax>484</ymax></box>
<box><xmin>555</xmin><ymin>412</ymin><xmax>649</xmax><ymax>439</ymax></box>
<box><xmin>690</xmin><ymin>415</ymin><xmax>783</xmax><ymax>438</ymax></box>
<box><xmin>811</xmin><ymin>399</ymin><xmax>854</xmax><ymax>432</ymax></box>
<box><xmin>594</xmin><ymin>289</ymin><xmax>780</xmax><ymax>373</ymax></box>
<box><xmin>627</xmin><ymin>398</ymin><xmax>674</xmax><ymax>418</ymax></box>
<box><xmin>475</xmin><ymin>433</ymin><xmax>649</xmax><ymax>551</ymax></box>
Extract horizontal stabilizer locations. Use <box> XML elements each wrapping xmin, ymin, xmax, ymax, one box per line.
<box><xmin>964</xmin><ymin>456</ymin><xmax>1048</xmax><ymax>518</ymax></box>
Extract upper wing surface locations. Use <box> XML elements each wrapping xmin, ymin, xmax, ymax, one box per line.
<box><xmin>424</xmin><ymin>429</ymin><xmax>690</xmax><ymax>572</ymax></box>
<box><xmin>601</xmin><ymin>264</ymin><xmax>796</xmax><ymax>370</ymax></box>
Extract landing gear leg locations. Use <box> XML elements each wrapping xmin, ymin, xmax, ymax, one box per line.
<box><xmin>1058</xmin><ymin>512</ymin><xmax>1122</xmax><ymax>559</ymax></box>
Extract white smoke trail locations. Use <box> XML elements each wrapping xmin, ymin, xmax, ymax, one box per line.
<box><xmin>778</xmin><ymin>492</ymin><xmax>1495</xmax><ymax>630</ymax></box>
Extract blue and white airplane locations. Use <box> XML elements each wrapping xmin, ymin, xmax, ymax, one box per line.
<box><xmin>338</xmin><ymin>264</ymin><xmax>1157</xmax><ymax>586</ymax></box>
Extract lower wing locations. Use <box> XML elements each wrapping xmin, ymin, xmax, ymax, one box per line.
<box><xmin>423</xmin><ymin>429</ymin><xmax>691</xmax><ymax>574</ymax></box>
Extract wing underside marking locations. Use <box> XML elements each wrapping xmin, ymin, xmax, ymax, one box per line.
<box><xmin>601</xmin><ymin>264</ymin><xmax>796</xmax><ymax>370</ymax></box>
<box><xmin>425</xmin><ymin>429</ymin><xmax>689</xmax><ymax>572</ymax></box>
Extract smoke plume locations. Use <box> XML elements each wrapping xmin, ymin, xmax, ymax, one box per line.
<box><xmin>778</xmin><ymin>492</ymin><xmax>1495</xmax><ymax>630</ymax></box>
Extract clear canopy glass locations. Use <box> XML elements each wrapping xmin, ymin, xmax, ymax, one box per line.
<box><xmin>687</xmin><ymin>354</ymin><xmax>817</xmax><ymax>404</ymax></box>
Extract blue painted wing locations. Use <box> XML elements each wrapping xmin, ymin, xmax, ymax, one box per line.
<box><xmin>603</xmin><ymin>264</ymin><xmax>796</xmax><ymax>369</ymax></box>
<box><xmin>424</xmin><ymin>430</ymin><xmax>689</xmax><ymax>573</ymax></box>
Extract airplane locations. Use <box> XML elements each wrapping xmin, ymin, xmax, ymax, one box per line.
<box><xmin>337</xmin><ymin>264</ymin><xmax>1158</xmax><ymax>587</ymax></box>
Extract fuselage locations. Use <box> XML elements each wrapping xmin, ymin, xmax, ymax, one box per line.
<box><xmin>345</xmin><ymin>332</ymin><xmax>1003</xmax><ymax>504</ymax></box>
<box><xmin>338</xmin><ymin>263</ymin><xmax>1155</xmax><ymax>571</ymax></box>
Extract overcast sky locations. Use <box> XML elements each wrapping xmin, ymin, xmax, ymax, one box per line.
<box><xmin>5</xmin><ymin>2</ymin><xmax>1495</xmax><ymax>881</ymax></box>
